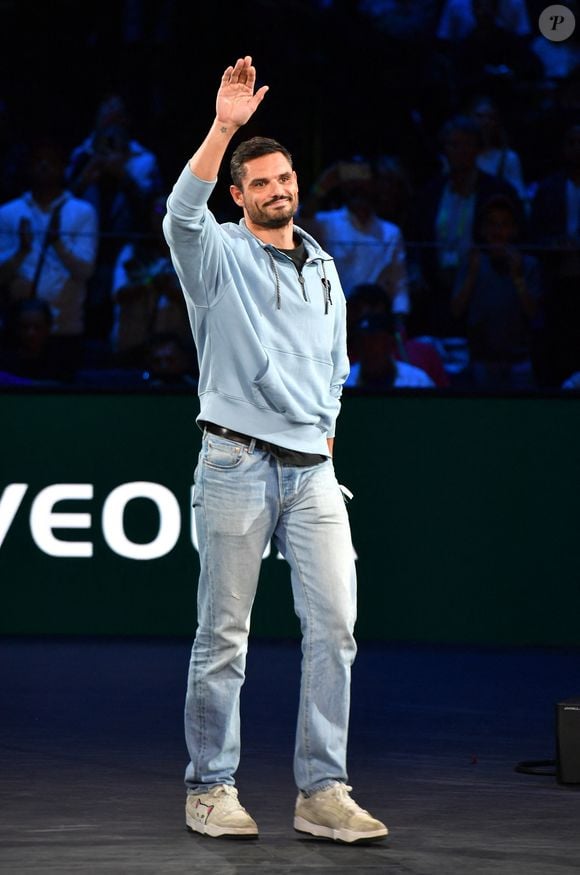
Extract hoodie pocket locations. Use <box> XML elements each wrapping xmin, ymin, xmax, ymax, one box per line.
<box><xmin>252</xmin><ymin>350</ymin><xmax>336</xmax><ymax>426</ymax></box>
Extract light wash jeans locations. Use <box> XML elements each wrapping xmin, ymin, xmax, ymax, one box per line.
<box><xmin>184</xmin><ymin>431</ymin><xmax>357</xmax><ymax>795</ymax></box>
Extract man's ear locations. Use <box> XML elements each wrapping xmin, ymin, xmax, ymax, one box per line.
<box><xmin>230</xmin><ymin>184</ymin><xmax>244</xmax><ymax>207</ymax></box>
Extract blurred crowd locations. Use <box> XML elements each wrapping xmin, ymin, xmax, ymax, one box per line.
<box><xmin>1</xmin><ymin>0</ymin><xmax>580</xmax><ymax>392</ymax></box>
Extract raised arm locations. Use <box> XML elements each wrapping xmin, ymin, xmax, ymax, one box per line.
<box><xmin>189</xmin><ymin>56</ymin><xmax>269</xmax><ymax>182</ymax></box>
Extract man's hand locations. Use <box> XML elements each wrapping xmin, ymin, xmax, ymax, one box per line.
<box><xmin>216</xmin><ymin>56</ymin><xmax>269</xmax><ymax>130</ymax></box>
<box><xmin>187</xmin><ymin>56</ymin><xmax>269</xmax><ymax>182</ymax></box>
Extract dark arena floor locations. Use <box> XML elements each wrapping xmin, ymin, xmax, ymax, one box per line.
<box><xmin>1</xmin><ymin>636</ymin><xmax>580</xmax><ymax>875</ymax></box>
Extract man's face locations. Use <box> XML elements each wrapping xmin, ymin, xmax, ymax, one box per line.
<box><xmin>482</xmin><ymin>208</ymin><xmax>517</xmax><ymax>246</ymax></box>
<box><xmin>472</xmin><ymin>101</ymin><xmax>499</xmax><ymax>136</ymax></box>
<box><xmin>230</xmin><ymin>152</ymin><xmax>298</xmax><ymax>230</ymax></box>
<box><xmin>29</xmin><ymin>146</ymin><xmax>65</xmax><ymax>188</ymax></box>
<box><xmin>444</xmin><ymin>130</ymin><xmax>480</xmax><ymax>172</ymax></box>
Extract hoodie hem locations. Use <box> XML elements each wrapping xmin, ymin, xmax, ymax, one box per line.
<box><xmin>197</xmin><ymin>392</ymin><xmax>332</xmax><ymax>456</ymax></box>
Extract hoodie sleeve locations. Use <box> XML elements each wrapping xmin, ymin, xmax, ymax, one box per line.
<box><xmin>162</xmin><ymin>164</ymin><xmax>226</xmax><ymax>308</ymax></box>
<box><xmin>327</xmin><ymin>269</ymin><xmax>350</xmax><ymax>438</ymax></box>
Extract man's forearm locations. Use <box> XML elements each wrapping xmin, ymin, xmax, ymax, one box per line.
<box><xmin>188</xmin><ymin>118</ymin><xmax>239</xmax><ymax>182</ymax></box>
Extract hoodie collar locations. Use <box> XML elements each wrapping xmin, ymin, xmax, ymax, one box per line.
<box><xmin>237</xmin><ymin>218</ymin><xmax>333</xmax><ymax>262</ymax></box>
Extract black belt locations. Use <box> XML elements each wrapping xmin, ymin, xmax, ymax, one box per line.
<box><xmin>202</xmin><ymin>421</ymin><xmax>267</xmax><ymax>450</ymax></box>
<box><xmin>201</xmin><ymin>421</ymin><xmax>326</xmax><ymax>467</ymax></box>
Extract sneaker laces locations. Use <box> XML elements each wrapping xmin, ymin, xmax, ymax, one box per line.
<box><xmin>209</xmin><ymin>785</ymin><xmax>245</xmax><ymax>812</ymax></box>
<box><xmin>327</xmin><ymin>783</ymin><xmax>369</xmax><ymax>815</ymax></box>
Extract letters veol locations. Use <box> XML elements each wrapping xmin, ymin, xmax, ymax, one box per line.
<box><xmin>0</xmin><ymin>481</ymin><xmax>182</xmax><ymax>560</ymax></box>
<box><xmin>0</xmin><ymin>482</ymin><xmax>357</xmax><ymax>561</ymax></box>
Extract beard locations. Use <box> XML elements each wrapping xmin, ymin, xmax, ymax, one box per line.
<box><xmin>245</xmin><ymin>196</ymin><xmax>298</xmax><ymax>229</ymax></box>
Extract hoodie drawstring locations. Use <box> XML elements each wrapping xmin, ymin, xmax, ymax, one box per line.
<box><xmin>321</xmin><ymin>261</ymin><xmax>332</xmax><ymax>315</ymax></box>
<box><xmin>266</xmin><ymin>248</ymin><xmax>332</xmax><ymax>314</ymax></box>
<box><xmin>266</xmin><ymin>249</ymin><xmax>282</xmax><ymax>310</ymax></box>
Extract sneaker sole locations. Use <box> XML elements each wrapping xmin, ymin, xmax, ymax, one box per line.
<box><xmin>186</xmin><ymin>817</ymin><xmax>258</xmax><ymax>839</ymax></box>
<box><xmin>293</xmin><ymin>815</ymin><xmax>388</xmax><ymax>844</ymax></box>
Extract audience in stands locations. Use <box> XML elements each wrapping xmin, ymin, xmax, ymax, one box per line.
<box><xmin>345</xmin><ymin>312</ymin><xmax>435</xmax><ymax>390</ymax></box>
<box><xmin>437</xmin><ymin>0</ymin><xmax>531</xmax><ymax>40</ymax></box>
<box><xmin>530</xmin><ymin>121</ymin><xmax>580</xmax><ymax>386</ymax></box>
<box><xmin>142</xmin><ymin>332</ymin><xmax>198</xmax><ymax>389</ymax></box>
<box><xmin>444</xmin><ymin>0</ymin><xmax>542</xmax><ymax>106</ymax></box>
<box><xmin>110</xmin><ymin>194</ymin><xmax>190</xmax><ymax>367</ymax></box>
<box><xmin>451</xmin><ymin>195</ymin><xmax>541</xmax><ymax>389</ymax></box>
<box><xmin>412</xmin><ymin>114</ymin><xmax>523</xmax><ymax>336</ymax></box>
<box><xmin>0</xmin><ymin>98</ymin><xmax>27</xmax><ymax>205</ymax></box>
<box><xmin>66</xmin><ymin>94</ymin><xmax>162</xmax><ymax>340</ymax></box>
<box><xmin>301</xmin><ymin>158</ymin><xmax>410</xmax><ymax>321</ymax></box>
<box><xmin>346</xmin><ymin>283</ymin><xmax>445</xmax><ymax>389</ymax></box>
<box><xmin>1</xmin><ymin>0</ymin><xmax>577</xmax><ymax>395</ymax></box>
<box><xmin>0</xmin><ymin>298</ymin><xmax>73</xmax><ymax>383</ymax></box>
<box><xmin>0</xmin><ymin>139</ymin><xmax>98</xmax><ymax>374</ymax></box>
<box><xmin>469</xmin><ymin>95</ymin><xmax>528</xmax><ymax>205</ymax></box>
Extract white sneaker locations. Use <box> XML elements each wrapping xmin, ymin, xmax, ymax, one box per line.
<box><xmin>294</xmin><ymin>783</ymin><xmax>388</xmax><ymax>844</ymax></box>
<box><xmin>186</xmin><ymin>785</ymin><xmax>258</xmax><ymax>838</ymax></box>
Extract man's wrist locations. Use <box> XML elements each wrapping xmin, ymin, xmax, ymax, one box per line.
<box><xmin>213</xmin><ymin>117</ymin><xmax>241</xmax><ymax>138</ymax></box>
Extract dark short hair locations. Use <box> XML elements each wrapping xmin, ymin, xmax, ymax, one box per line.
<box><xmin>230</xmin><ymin>137</ymin><xmax>293</xmax><ymax>188</ymax></box>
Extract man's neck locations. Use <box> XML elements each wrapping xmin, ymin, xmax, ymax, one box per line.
<box><xmin>31</xmin><ymin>186</ymin><xmax>63</xmax><ymax>210</ymax></box>
<box><xmin>246</xmin><ymin>220</ymin><xmax>296</xmax><ymax>249</ymax></box>
<box><xmin>347</xmin><ymin>207</ymin><xmax>375</xmax><ymax>232</ymax></box>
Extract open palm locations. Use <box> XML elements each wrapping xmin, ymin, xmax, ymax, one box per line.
<box><xmin>216</xmin><ymin>56</ymin><xmax>269</xmax><ymax>128</ymax></box>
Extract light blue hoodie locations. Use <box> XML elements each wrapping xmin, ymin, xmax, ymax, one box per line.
<box><xmin>163</xmin><ymin>165</ymin><xmax>350</xmax><ymax>455</ymax></box>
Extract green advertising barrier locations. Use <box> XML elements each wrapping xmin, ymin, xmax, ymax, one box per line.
<box><xmin>1</xmin><ymin>390</ymin><xmax>579</xmax><ymax>645</ymax></box>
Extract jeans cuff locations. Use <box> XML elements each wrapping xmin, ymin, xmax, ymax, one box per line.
<box><xmin>299</xmin><ymin>779</ymin><xmax>342</xmax><ymax>798</ymax></box>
